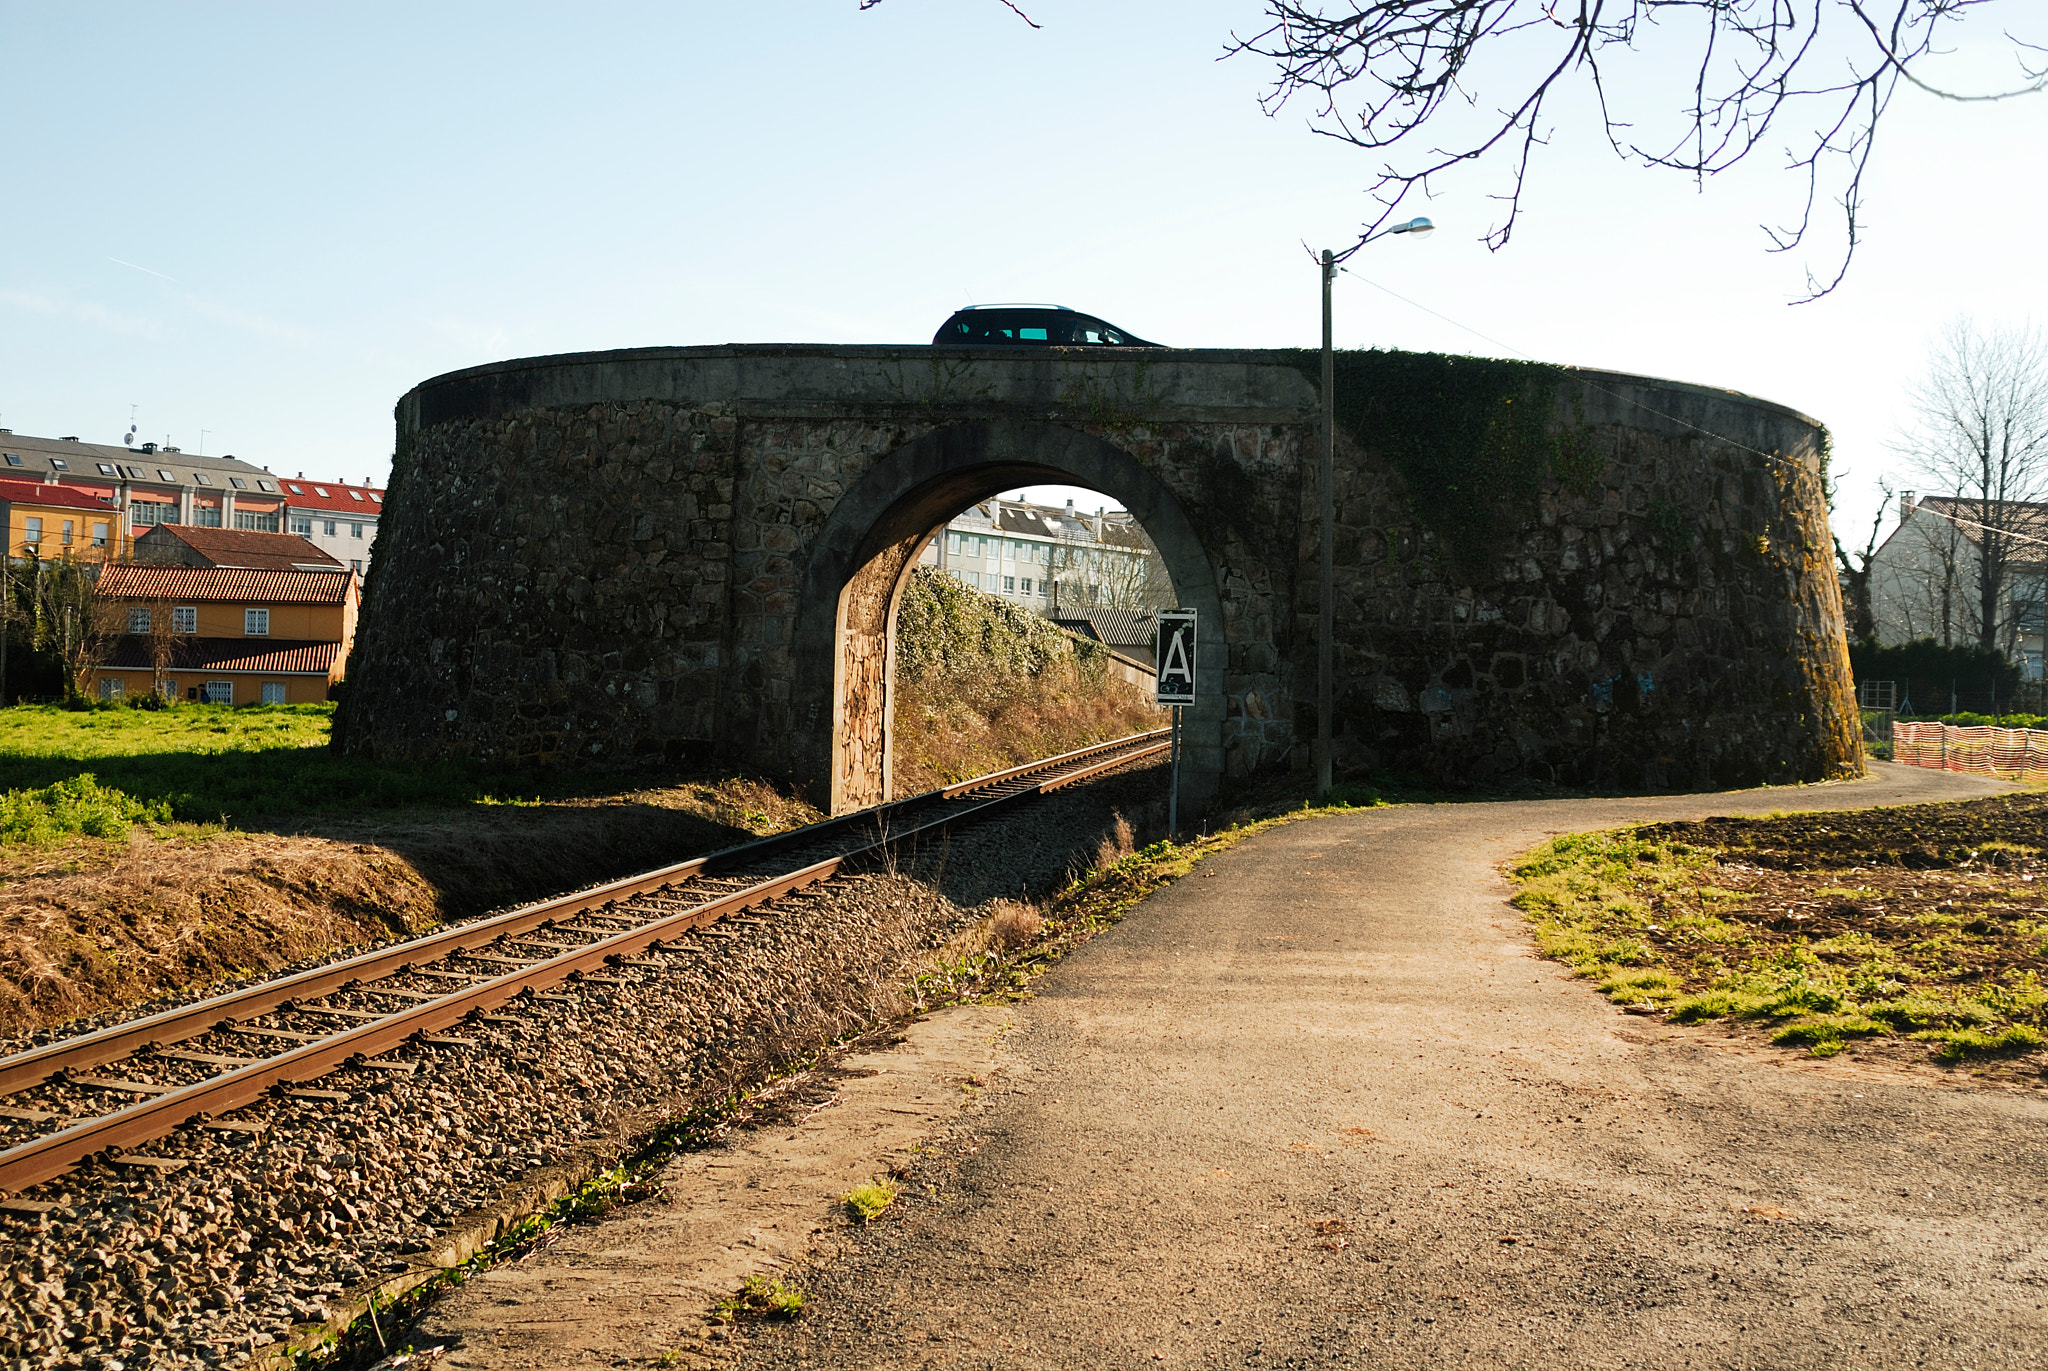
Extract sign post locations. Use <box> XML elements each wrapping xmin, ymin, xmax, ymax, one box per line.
<box><xmin>1155</xmin><ymin>608</ymin><xmax>1197</xmax><ymax>836</ymax></box>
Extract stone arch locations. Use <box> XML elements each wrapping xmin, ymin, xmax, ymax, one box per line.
<box><xmin>792</xmin><ymin>418</ymin><xmax>1225</xmax><ymax>813</ymax></box>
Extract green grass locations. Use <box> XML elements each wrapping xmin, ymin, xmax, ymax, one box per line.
<box><xmin>842</xmin><ymin>1177</ymin><xmax>900</xmax><ymax>1224</ymax></box>
<box><xmin>0</xmin><ymin>702</ymin><xmax>622</xmax><ymax>825</ymax></box>
<box><xmin>0</xmin><ymin>773</ymin><xmax>174</xmax><ymax>845</ymax></box>
<box><xmin>1509</xmin><ymin>825</ymin><xmax>2048</xmax><ymax>1064</ymax></box>
<box><xmin>716</xmin><ymin>1274</ymin><xmax>806</xmax><ymax>1321</ymax></box>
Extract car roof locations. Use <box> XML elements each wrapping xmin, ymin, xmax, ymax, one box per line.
<box><xmin>952</xmin><ymin>303</ymin><xmax>1075</xmax><ymax>312</ymax></box>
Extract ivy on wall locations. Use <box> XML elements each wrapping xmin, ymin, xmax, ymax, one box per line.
<box><xmin>1279</xmin><ymin>348</ymin><xmax>1599</xmax><ymax>576</ymax></box>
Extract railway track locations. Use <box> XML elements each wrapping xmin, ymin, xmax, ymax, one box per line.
<box><xmin>0</xmin><ymin>729</ymin><xmax>1168</xmax><ymax>1200</ymax></box>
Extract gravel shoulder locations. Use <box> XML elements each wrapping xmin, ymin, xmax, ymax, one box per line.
<box><xmin>709</xmin><ymin>762</ymin><xmax>2048</xmax><ymax>1371</ymax></box>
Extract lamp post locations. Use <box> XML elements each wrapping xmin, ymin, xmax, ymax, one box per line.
<box><xmin>1317</xmin><ymin>216</ymin><xmax>1434</xmax><ymax>797</ymax></box>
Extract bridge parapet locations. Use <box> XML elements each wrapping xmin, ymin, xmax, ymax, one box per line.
<box><xmin>338</xmin><ymin>344</ymin><xmax>1858</xmax><ymax>806</ymax></box>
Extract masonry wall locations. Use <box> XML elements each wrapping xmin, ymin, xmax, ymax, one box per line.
<box><xmin>335</xmin><ymin>346</ymin><xmax>1859</xmax><ymax>801</ymax></box>
<box><xmin>1320</xmin><ymin>371</ymin><xmax>1859</xmax><ymax>789</ymax></box>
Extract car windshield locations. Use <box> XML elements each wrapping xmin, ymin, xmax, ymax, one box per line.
<box><xmin>936</xmin><ymin>310</ymin><xmax>1134</xmax><ymax>346</ymax></box>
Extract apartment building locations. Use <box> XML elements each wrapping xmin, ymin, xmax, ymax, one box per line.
<box><xmin>0</xmin><ymin>430</ymin><xmax>381</xmax><ymax>568</ymax></box>
<box><xmin>89</xmin><ymin>564</ymin><xmax>360</xmax><ymax>705</ymax></box>
<box><xmin>0</xmin><ymin>478</ymin><xmax>121</xmax><ymax>561</ymax></box>
<box><xmin>918</xmin><ymin>496</ymin><xmax>1168</xmax><ymax>615</ymax></box>
<box><xmin>280</xmin><ymin>474</ymin><xmax>384</xmax><ymax>574</ymax></box>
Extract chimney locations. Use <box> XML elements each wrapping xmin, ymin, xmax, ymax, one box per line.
<box><xmin>1901</xmin><ymin>491</ymin><xmax>1917</xmax><ymax>521</ymax></box>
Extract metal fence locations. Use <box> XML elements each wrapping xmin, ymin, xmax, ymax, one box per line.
<box><xmin>1892</xmin><ymin>721</ymin><xmax>2048</xmax><ymax>780</ymax></box>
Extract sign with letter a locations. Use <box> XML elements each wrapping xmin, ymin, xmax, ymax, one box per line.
<box><xmin>1155</xmin><ymin>609</ymin><xmax>1196</xmax><ymax>705</ymax></box>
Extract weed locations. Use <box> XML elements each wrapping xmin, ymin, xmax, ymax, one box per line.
<box><xmin>718</xmin><ymin>1274</ymin><xmax>806</xmax><ymax>1321</ymax></box>
<box><xmin>1913</xmin><ymin>1024</ymin><xmax>2045</xmax><ymax>1061</ymax></box>
<box><xmin>0</xmin><ymin>773</ymin><xmax>172</xmax><ymax>845</ymax></box>
<box><xmin>844</xmin><ymin>1176</ymin><xmax>900</xmax><ymax>1224</ymax></box>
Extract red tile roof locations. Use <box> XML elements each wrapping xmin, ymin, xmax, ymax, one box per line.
<box><xmin>101</xmin><ymin>638</ymin><xmax>342</xmax><ymax>675</ymax></box>
<box><xmin>281</xmin><ymin>479</ymin><xmax>385</xmax><ymax>515</ymax></box>
<box><xmin>136</xmin><ymin>524</ymin><xmax>343</xmax><ymax>570</ymax></box>
<box><xmin>0</xmin><ymin>478</ymin><xmax>118</xmax><ymax>513</ymax></box>
<box><xmin>96</xmin><ymin>565</ymin><xmax>356</xmax><ymax>605</ymax></box>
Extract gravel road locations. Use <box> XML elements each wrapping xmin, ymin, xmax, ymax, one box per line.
<box><xmin>739</xmin><ymin>763</ymin><xmax>2048</xmax><ymax>1370</ymax></box>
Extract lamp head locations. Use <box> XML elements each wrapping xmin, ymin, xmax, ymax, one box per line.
<box><xmin>1392</xmin><ymin>216</ymin><xmax>1434</xmax><ymax>238</ymax></box>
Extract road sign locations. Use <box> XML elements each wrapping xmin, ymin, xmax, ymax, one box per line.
<box><xmin>1155</xmin><ymin>609</ymin><xmax>1196</xmax><ymax>705</ymax></box>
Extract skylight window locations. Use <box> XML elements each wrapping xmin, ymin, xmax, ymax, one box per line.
<box><xmin>192</xmin><ymin>473</ymin><xmax>211</xmax><ymax>485</ymax></box>
<box><xmin>96</xmin><ymin>463</ymin><xmax>117</xmax><ymax>475</ymax></box>
<box><xmin>48</xmin><ymin>458</ymin><xmax>67</xmax><ymax>470</ymax></box>
<box><xmin>257</xmin><ymin>480</ymin><xmax>276</xmax><ymax>492</ymax></box>
<box><xmin>157</xmin><ymin>469</ymin><xmax>175</xmax><ymax>481</ymax></box>
<box><xmin>3</xmin><ymin>455</ymin><xmax>21</xmax><ymax>467</ymax></box>
<box><xmin>370</xmin><ymin>493</ymin><xmax>382</xmax><ymax>503</ymax></box>
<box><xmin>314</xmin><ymin>486</ymin><xmax>329</xmax><ymax>496</ymax></box>
<box><xmin>287</xmin><ymin>483</ymin><xmax>303</xmax><ymax>493</ymax></box>
<box><xmin>228</xmin><ymin>477</ymin><xmax>248</xmax><ymax>490</ymax></box>
<box><xmin>348</xmin><ymin>489</ymin><xmax>364</xmax><ymax>501</ymax></box>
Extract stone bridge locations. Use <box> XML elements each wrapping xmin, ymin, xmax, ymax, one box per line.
<box><xmin>335</xmin><ymin>344</ymin><xmax>1861</xmax><ymax>811</ymax></box>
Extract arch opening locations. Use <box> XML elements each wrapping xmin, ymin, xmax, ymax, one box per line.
<box><xmin>792</xmin><ymin>420</ymin><xmax>1227</xmax><ymax>814</ymax></box>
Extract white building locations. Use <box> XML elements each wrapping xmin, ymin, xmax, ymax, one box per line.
<box><xmin>280</xmin><ymin>474</ymin><xmax>384</xmax><ymax>576</ymax></box>
<box><xmin>1869</xmin><ymin>492</ymin><xmax>2048</xmax><ymax>677</ymax></box>
<box><xmin>917</xmin><ymin>496</ymin><xmax>1167</xmax><ymax>615</ymax></box>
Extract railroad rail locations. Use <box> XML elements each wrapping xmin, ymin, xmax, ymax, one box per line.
<box><xmin>0</xmin><ymin>729</ymin><xmax>1169</xmax><ymax>1195</ymax></box>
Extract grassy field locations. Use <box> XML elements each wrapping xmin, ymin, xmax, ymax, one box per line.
<box><xmin>1510</xmin><ymin>796</ymin><xmax>2048</xmax><ymax>1065</ymax></box>
<box><xmin>0</xmin><ymin>702</ymin><xmax>633</xmax><ymax>834</ymax></box>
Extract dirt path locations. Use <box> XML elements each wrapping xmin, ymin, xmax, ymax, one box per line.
<box><xmin>437</xmin><ymin>764</ymin><xmax>2048</xmax><ymax>1369</ymax></box>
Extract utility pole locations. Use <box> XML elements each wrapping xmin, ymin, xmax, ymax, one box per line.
<box><xmin>1317</xmin><ymin>249</ymin><xmax>1336</xmax><ymax>797</ymax></box>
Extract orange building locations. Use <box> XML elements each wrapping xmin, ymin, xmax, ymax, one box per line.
<box><xmin>89</xmin><ymin>565</ymin><xmax>360</xmax><ymax>705</ymax></box>
<box><xmin>0</xmin><ymin>478</ymin><xmax>123</xmax><ymax>561</ymax></box>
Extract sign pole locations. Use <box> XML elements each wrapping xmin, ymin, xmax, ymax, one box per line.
<box><xmin>1169</xmin><ymin>705</ymin><xmax>1181</xmax><ymax>837</ymax></box>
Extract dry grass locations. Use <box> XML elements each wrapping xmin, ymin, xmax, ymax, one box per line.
<box><xmin>892</xmin><ymin>664</ymin><xmax>1165</xmax><ymax>796</ymax></box>
<box><xmin>0</xmin><ymin>776</ymin><xmax>826</xmax><ymax>1040</ymax></box>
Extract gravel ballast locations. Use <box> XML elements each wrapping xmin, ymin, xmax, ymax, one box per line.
<box><xmin>0</xmin><ymin>760</ymin><xmax>1168</xmax><ymax>1369</ymax></box>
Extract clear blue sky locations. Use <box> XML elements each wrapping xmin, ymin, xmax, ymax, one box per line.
<box><xmin>2</xmin><ymin>2</ymin><xmax>2041</xmax><ymax>547</ymax></box>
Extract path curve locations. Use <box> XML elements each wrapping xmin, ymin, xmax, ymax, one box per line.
<box><xmin>430</xmin><ymin>764</ymin><xmax>2048</xmax><ymax>1368</ymax></box>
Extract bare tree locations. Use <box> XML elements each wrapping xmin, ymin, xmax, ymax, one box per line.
<box><xmin>29</xmin><ymin>560</ymin><xmax>122</xmax><ymax>701</ymax></box>
<box><xmin>1226</xmin><ymin>2</ymin><xmax>2044</xmax><ymax>298</ymax></box>
<box><xmin>1895</xmin><ymin>318</ymin><xmax>2048</xmax><ymax>653</ymax></box>
<box><xmin>1833</xmin><ymin>477</ymin><xmax>1893</xmax><ymax>642</ymax></box>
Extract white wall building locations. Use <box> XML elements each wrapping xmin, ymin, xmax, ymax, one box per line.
<box><xmin>916</xmin><ymin>496</ymin><xmax>1166</xmax><ymax>615</ymax></box>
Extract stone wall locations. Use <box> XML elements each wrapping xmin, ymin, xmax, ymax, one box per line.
<box><xmin>336</xmin><ymin>345</ymin><xmax>1859</xmax><ymax>805</ymax></box>
<box><xmin>1317</xmin><ymin>370</ymin><xmax>1858</xmax><ymax>789</ymax></box>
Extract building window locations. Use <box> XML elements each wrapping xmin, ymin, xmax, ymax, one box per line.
<box><xmin>203</xmin><ymin>681</ymin><xmax>232</xmax><ymax>704</ymax></box>
<box><xmin>156</xmin><ymin>468</ymin><xmax>175</xmax><ymax>482</ymax></box>
<box><xmin>289</xmin><ymin>517</ymin><xmax>313</xmax><ymax>536</ymax></box>
<box><xmin>1020</xmin><ymin>578</ymin><xmax>1032</xmax><ymax>595</ymax></box>
<box><xmin>234</xmin><ymin>511</ymin><xmax>280</xmax><ymax>532</ymax></box>
<box><xmin>324</xmin><ymin>520</ymin><xmax>337</xmax><ymax>537</ymax></box>
<box><xmin>129</xmin><ymin>608</ymin><xmax>152</xmax><ymax>634</ymax></box>
<box><xmin>173</xmin><ymin>606</ymin><xmax>196</xmax><ymax>634</ymax></box>
<box><xmin>23</xmin><ymin>517</ymin><xmax>42</xmax><ymax>549</ymax></box>
<box><xmin>99</xmin><ymin>677</ymin><xmax>124</xmax><ymax>700</ymax></box>
<box><xmin>3</xmin><ymin>454</ymin><xmax>20</xmax><ymax>467</ymax></box>
<box><xmin>48</xmin><ymin>458</ymin><xmax>66</xmax><ymax>471</ymax></box>
<box><xmin>193</xmin><ymin>506</ymin><xmax>222</xmax><ymax>527</ymax></box>
<box><xmin>1004</xmin><ymin>576</ymin><xmax>1016</xmax><ymax>592</ymax></box>
<box><xmin>261</xmin><ymin>682</ymin><xmax>287</xmax><ymax>705</ymax></box>
<box><xmin>191</xmin><ymin>472</ymin><xmax>211</xmax><ymax>485</ymax></box>
<box><xmin>257</xmin><ymin>480</ymin><xmax>276</xmax><ymax>492</ymax></box>
<box><xmin>92</xmin><ymin>521</ymin><xmax>108</xmax><ymax>547</ymax></box>
<box><xmin>350</xmin><ymin>523</ymin><xmax>363</xmax><ymax>539</ymax></box>
<box><xmin>96</xmin><ymin>463</ymin><xmax>117</xmax><ymax>476</ymax></box>
<box><xmin>61</xmin><ymin>521</ymin><xmax>73</xmax><ymax>546</ymax></box>
<box><xmin>131</xmin><ymin>502</ymin><xmax>178</xmax><ymax>526</ymax></box>
<box><xmin>348</xmin><ymin>489</ymin><xmax>365</xmax><ymax>502</ymax></box>
<box><xmin>961</xmin><ymin>572</ymin><xmax>979</xmax><ymax>589</ymax></box>
<box><xmin>244</xmin><ymin>608</ymin><xmax>270</xmax><ymax>636</ymax></box>
<box><xmin>228</xmin><ymin>477</ymin><xmax>247</xmax><ymax>490</ymax></box>
<box><xmin>350</xmin><ymin>559</ymin><xmax>362</xmax><ymax>573</ymax></box>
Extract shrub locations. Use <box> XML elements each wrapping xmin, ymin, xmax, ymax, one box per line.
<box><xmin>0</xmin><ymin>773</ymin><xmax>173</xmax><ymax>846</ymax></box>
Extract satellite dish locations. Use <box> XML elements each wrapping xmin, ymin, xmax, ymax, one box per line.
<box><xmin>123</xmin><ymin>433</ymin><xmax>134</xmax><ymax>446</ymax></box>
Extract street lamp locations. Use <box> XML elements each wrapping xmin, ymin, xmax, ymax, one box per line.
<box><xmin>1317</xmin><ymin>217</ymin><xmax>1434</xmax><ymax>797</ymax></box>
